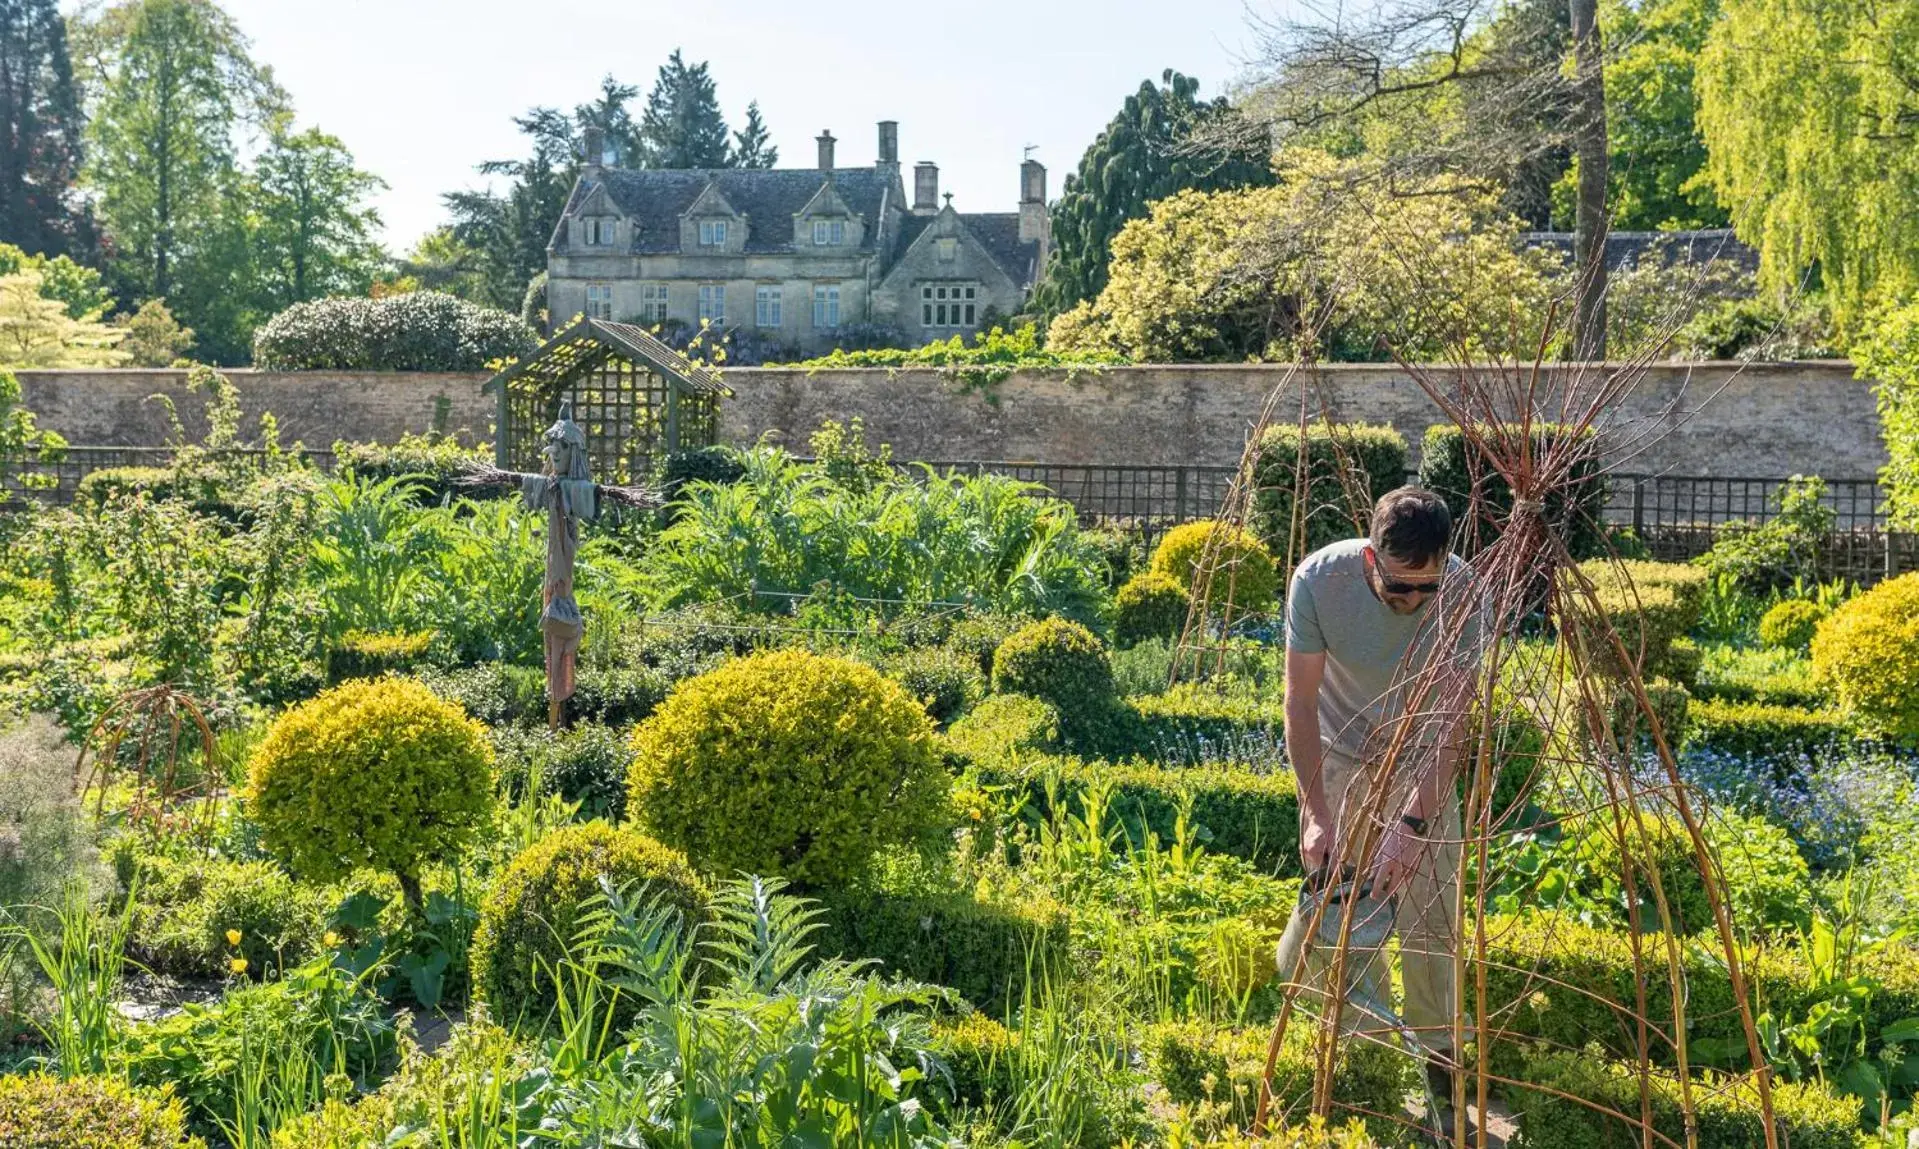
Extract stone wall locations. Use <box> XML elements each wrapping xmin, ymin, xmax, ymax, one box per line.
<box><xmin>720</xmin><ymin>361</ymin><xmax>1885</xmax><ymax>479</ymax></box>
<box><xmin>16</xmin><ymin>369</ymin><xmax>495</xmax><ymax>450</ymax></box>
<box><xmin>14</xmin><ymin>360</ymin><xmax>1885</xmax><ymax>480</ymax></box>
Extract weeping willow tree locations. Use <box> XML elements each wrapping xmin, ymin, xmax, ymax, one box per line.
<box><xmin>1695</xmin><ymin>0</ymin><xmax>1919</xmax><ymax>334</ymax></box>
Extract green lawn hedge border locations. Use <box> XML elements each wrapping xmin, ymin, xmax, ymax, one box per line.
<box><xmin>815</xmin><ymin>886</ymin><xmax>1070</xmax><ymax>1018</ymax></box>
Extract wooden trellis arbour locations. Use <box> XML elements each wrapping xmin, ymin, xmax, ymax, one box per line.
<box><xmin>486</xmin><ymin>316</ymin><xmax>729</xmax><ymax>485</ymax></box>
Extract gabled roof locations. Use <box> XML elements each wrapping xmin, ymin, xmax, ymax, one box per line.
<box><xmin>893</xmin><ymin>210</ymin><xmax>1043</xmax><ymax>289</ymax></box>
<box><xmin>553</xmin><ymin>166</ymin><xmax>896</xmax><ymax>255</ymax></box>
<box><xmin>486</xmin><ymin>316</ymin><xmax>728</xmax><ymax>397</ymax></box>
<box><xmin>957</xmin><ymin>213</ymin><xmax>1043</xmax><ymax>289</ymax></box>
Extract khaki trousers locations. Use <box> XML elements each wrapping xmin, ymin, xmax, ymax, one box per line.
<box><xmin>1274</xmin><ymin>745</ymin><xmax>1462</xmax><ymax>1048</ymax></box>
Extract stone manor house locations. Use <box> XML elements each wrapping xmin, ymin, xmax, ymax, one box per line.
<box><xmin>544</xmin><ymin>121</ymin><xmax>1052</xmax><ymax>354</ymax></box>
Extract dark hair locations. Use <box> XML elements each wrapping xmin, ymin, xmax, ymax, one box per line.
<box><xmin>1370</xmin><ymin>486</ymin><xmax>1452</xmax><ymax>565</ymax></box>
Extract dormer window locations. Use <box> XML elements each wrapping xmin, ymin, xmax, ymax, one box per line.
<box><xmin>583</xmin><ymin>217</ymin><xmax>614</xmax><ymax>247</ymax></box>
<box><xmin>698</xmin><ymin>219</ymin><xmax>728</xmax><ymax>247</ymax></box>
<box><xmin>812</xmin><ymin>219</ymin><xmax>845</xmax><ymax>246</ymax></box>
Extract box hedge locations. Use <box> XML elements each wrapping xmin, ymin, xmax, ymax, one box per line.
<box><xmin>991</xmin><ymin>618</ymin><xmax>1123</xmax><ymax>751</ymax></box>
<box><xmin>1419</xmin><ymin>424</ymin><xmax>1606</xmax><ymax>558</ymax></box>
<box><xmin>1150</xmin><ymin>521</ymin><xmax>1280</xmax><ymax>616</ymax></box>
<box><xmin>1506</xmin><ymin>1048</ymin><xmax>1859</xmax><ymax>1149</ymax></box>
<box><xmin>1250</xmin><ymin>422</ymin><xmax>1409</xmax><ymax>568</ymax></box>
<box><xmin>975</xmin><ymin>755</ymin><xmax>1301</xmax><ymax>877</ymax></box>
<box><xmin>816</xmin><ymin>886</ymin><xmax>1070</xmax><ymax>1018</ymax></box>
<box><xmin>1480</xmin><ymin>913</ymin><xmax>1919</xmax><ymax>1069</ymax></box>
<box><xmin>331</xmin><ymin>434</ymin><xmax>493</xmax><ymax>504</ymax></box>
<box><xmin>1113</xmin><ymin>570</ymin><xmax>1190</xmax><ymax>648</ymax></box>
<box><xmin>1145</xmin><ymin>1021</ymin><xmax>1413</xmax><ymax>1140</ymax></box>
<box><xmin>1680</xmin><ymin>697</ymin><xmax>1856</xmax><ymax>759</ymax></box>
<box><xmin>1691</xmin><ymin>646</ymin><xmax>1827</xmax><ymax>709</ymax></box>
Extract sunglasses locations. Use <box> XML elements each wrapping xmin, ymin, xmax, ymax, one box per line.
<box><xmin>1366</xmin><ymin>547</ymin><xmax>1443</xmax><ymax>595</ymax></box>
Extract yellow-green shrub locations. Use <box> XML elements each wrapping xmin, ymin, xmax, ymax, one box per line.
<box><xmin>816</xmin><ymin>885</ymin><xmax>1070</xmax><ymax>1017</ymax></box>
<box><xmin>944</xmin><ymin>694</ymin><xmax>1063</xmax><ymax>763</ymax></box>
<box><xmin>1573</xmin><ymin>559</ymin><xmax>1709</xmax><ymax>678</ymax></box>
<box><xmin>0</xmin><ymin>1073</ymin><xmax>203</xmax><ymax>1148</ymax></box>
<box><xmin>1150</xmin><ymin>521</ymin><xmax>1279</xmax><ymax>614</ymax></box>
<box><xmin>1145</xmin><ymin>1022</ymin><xmax>1411</xmax><ymax>1140</ymax></box>
<box><xmin>324</xmin><ymin>629</ymin><xmax>436</xmax><ymax>683</ymax></box>
<box><xmin>1758</xmin><ymin>599</ymin><xmax>1828</xmax><ymax>652</ymax></box>
<box><xmin>1681</xmin><ymin>697</ymin><xmax>1854</xmax><ymax>758</ymax></box>
<box><xmin>245</xmin><ymin>678</ymin><xmax>493</xmax><ymax>901</ymax></box>
<box><xmin>472</xmin><ymin>821</ymin><xmax>708</xmax><ymax>1027</ymax></box>
<box><xmin>990</xmin><ymin>618</ymin><xmax>1121</xmax><ymax>748</ymax></box>
<box><xmin>1113</xmin><ymin>570</ymin><xmax>1190</xmax><ymax>648</ymax></box>
<box><xmin>1810</xmin><ymin>571</ymin><xmax>1919</xmax><ymax>741</ymax></box>
<box><xmin>1508</xmin><ymin>1049</ymin><xmax>1859</xmax><ymax>1149</ymax></box>
<box><xmin>628</xmin><ymin>650</ymin><xmax>949</xmax><ymax>887</ymax></box>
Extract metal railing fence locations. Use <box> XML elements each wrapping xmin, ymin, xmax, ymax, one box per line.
<box><xmin>7</xmin><ymin>446</ymin><xmax>1909</xmax><ymax>582</ymax></box>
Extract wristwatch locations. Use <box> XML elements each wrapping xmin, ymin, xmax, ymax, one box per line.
<box><xmin>1400</xmin><ymin>814</ymin><xmax>1430</xmax><ymax>836</ymax></box>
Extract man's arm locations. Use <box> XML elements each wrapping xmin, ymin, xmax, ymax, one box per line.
<box><xmin>1285</xmin><ymin>647</ymin><xmax>1333</xmax><ymax>868</ymax></box>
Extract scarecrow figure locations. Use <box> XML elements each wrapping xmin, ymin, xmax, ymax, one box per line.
<box><xmin>459</xmin><ymin>401</ymin><xmax>655</xmax><ymax>727</ymax></box>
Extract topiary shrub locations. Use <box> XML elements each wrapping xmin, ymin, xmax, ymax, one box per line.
<box><xmin>251</xmin><ymin>291</ymin><xmax>539</xmax><ymax>371</ymax></box>
<box><xmin>1113</xmin><ymin>570</ymin><xmax>1189</xmax><ymax>648</ymax></box>
<box><xmin>943</xmin><ymin>694</ymin><xmax>1063</xmax><ymax>764</ymax></box>
<box><xmin>1810</xmin><ymin>571</ymin><xmax>1919</xmax><ymax>742</ymax></box>
<box><xmin>1149</xmin><ymin>520</ymin><xmax>1279</xmax><ymax>615</ymax></box>
<box><xmin>245</xmin><ymin>678</ymin><xmax>494</xmax><ymax>910</ymax></box>
<box><xmin>0</xmin><ymin>1073</ymin><xmax>203</xmax><ymax>1148</ymax></box>
<box><xmin>1250</xmin><ymin>422</ymin><xmax>1408</xmax><ymax>568</ymax></box>
<box><xmin>1758</xmin><ymin>599</ymin><xmax>1829</xmax><ymax>653</ymax></box>
<box><xmin>471</xmin><ymin>821</ymin><xmax>708</xmax><ymax>1028</ymax></box>
<box><xmin>1145</xmin><ymin>1022</ymin><xmax>1411</xmax><ymax>1142</ymax></box>
<box><xmin>627</xmin><ymin>650</ymin><xmax>950</xmax><ymax>887</ymax></box>
<box><xmin>1573</xmin><ymin>559</ymin><xmax>1710</xmax><ymax>680</ymax></box>
<box><xmin>1418</xmin><ymin>423</ymin><xmax>1607</xmax><ymax>558</ymax></box>
<box><xmin>332</xmin><ymin>434</ymin><xmax>493</xmax><ymax>505</ymax></box>
<box><xmin>990</xmin><ymin>618</ymin><xmax>1121</xmax><ymax>749</ymax></box>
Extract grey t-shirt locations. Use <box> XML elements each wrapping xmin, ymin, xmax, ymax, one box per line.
<box><xmin>1284</xmin><ymin>538</ymin><xmax>1482</xmax><ymax>756</ymax></box>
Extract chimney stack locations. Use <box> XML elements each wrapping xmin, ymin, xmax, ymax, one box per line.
<box><xmin>582</xmin><ymin>125</ymin><xmax>604</xmax><ymax>172</ymax></box>
<box><xmin>816</xmin><ymin>129</ymin><xmax>836</xmax><ymax>171</ymax></box>
<box><xmin>1018</xmin><ymin>158</ymin><xmax>1048</xmax><ymax>244</ymax></box>
<box><xmin>877</xmin><ymin>121</ymin><xmax>898</xmax><ymax>169</ymax></box>
<box><xmin>913</xmin><ymin>162</ymin><xmax>939</xmax><ymax>215</ymax></box>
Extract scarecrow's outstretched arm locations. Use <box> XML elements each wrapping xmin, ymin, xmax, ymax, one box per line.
<box><xmin>454</xmin><ymin>464</ymin><xmax>658</xmax><ymax>509</ymax></box>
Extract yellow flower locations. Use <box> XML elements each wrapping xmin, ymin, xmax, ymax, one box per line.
<box><xmin>699</xmin><ymin>317</ymin><xmax>711</xmax><ymax>328</ymax></box>
<box><xmin>229</xmin><ymin>957</ymin><xmax>249</xmax><ymax>975</ymax></box>
<box><xmin>323</xmin><ymin>931</ymin><xmax>341</xmax><ymax>948</ymax></box>
<box><xmin>225</xmin><ymin>929</ymin><xmax>242</xmax><ymax>947</ymax></box>
<box><xmin>714</xmin><ymin>349</ymin><xmax>727</xmax><ymax>363</ymax></box>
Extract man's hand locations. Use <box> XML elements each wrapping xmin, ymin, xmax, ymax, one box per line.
<box><xmin>1300</xmin><ymin>802</ymin><xmax>1337</xmax><ymax>871</ymax></box>
<box><xmin>1368</xmin><ymin>819</ymin><xmax>1430</xmax><ymax>897</ymax></box>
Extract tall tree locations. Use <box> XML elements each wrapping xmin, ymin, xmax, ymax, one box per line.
<box><xmin>732</xmin><ymin>101</ymin><xmax>777</xmax><ymax>168</ymax></box>
<box><xmin>638</xmin><ymin>50</ymin><xmax>732</xmax><ymax>168</ymax></box>
<box><xmin>1567</xmin><ymin>0</ymin><xmax>1608</xmax><ymax>358</ymax></box>
<box><xmin>1591</xmin><ymin>0</ymin><xmax>1725</xmax><ymax>230</ymax></box>
<box><xmin>573</xmin><ymin>74</ymin><xmax>641</xmax><ymax>167</ymax></box>
<box><xmin>1238</xmin><ymin>0</ymin><xmax>1616</xmax><ymax>358</ymax></box>
<box><xmin>443</xmin><ymin>107</ymin><xmax>575</xmax><ymax>309</ymax></box>
<box><xmin>396</xmin><ymin>226</ymin><xmax>491</xmax><ymax>303</ymax></box>
<box><xmin>0</xmin><ymin>0</ymin><xmax>86</xmax><ymax>256</ymax></box>
<box><xmin>1031</xmin><ymin>70</ymin><xmax>1273</xmax><ymax>319</ymax></box>
<box><xmin>249</xmin><ymin>126</ymin><xmax>385</xmax><ymax>311</ymax></box>
<box><xmin>1696</xmin><ymin>0</ymin><xmax>1919</xmax><ymax>333</ymax></box>
<box><xmin>83</xmin><ymin>0</ymin><xmax>281</xmax><ymax>304</ymax></box>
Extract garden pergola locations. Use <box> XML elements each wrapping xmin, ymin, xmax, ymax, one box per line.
<box><xmin>485</xmin><ymin>316</ymin><xmax>728</xmax><ymax>485</ymax></box>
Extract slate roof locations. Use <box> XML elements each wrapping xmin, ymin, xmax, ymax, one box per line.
<box><xmin>555</xmin><ymin>166</ymin><xmax>896</xmax><ymax>255</ymax></box>
<box><xmin>894</xmin><ymin>211</ymin><xmax>1043</xmax><ymax>288</ymax></box>
<box><xmin>1517</xmin><ymin>228</ymin><xmax>1759</xmax><ymax>273</ymax></box>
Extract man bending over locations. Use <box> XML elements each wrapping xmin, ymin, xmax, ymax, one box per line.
<box><xmin>1274</xmin><ymin>486</ymin><xmax>1483</xmax><ymax>1136</ymax></box>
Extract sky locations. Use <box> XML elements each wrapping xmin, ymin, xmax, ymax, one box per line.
<box><xmin>192</xmin><ymin>0</ymin><xmax>1287</xmax><ymax>253</ymax></box>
